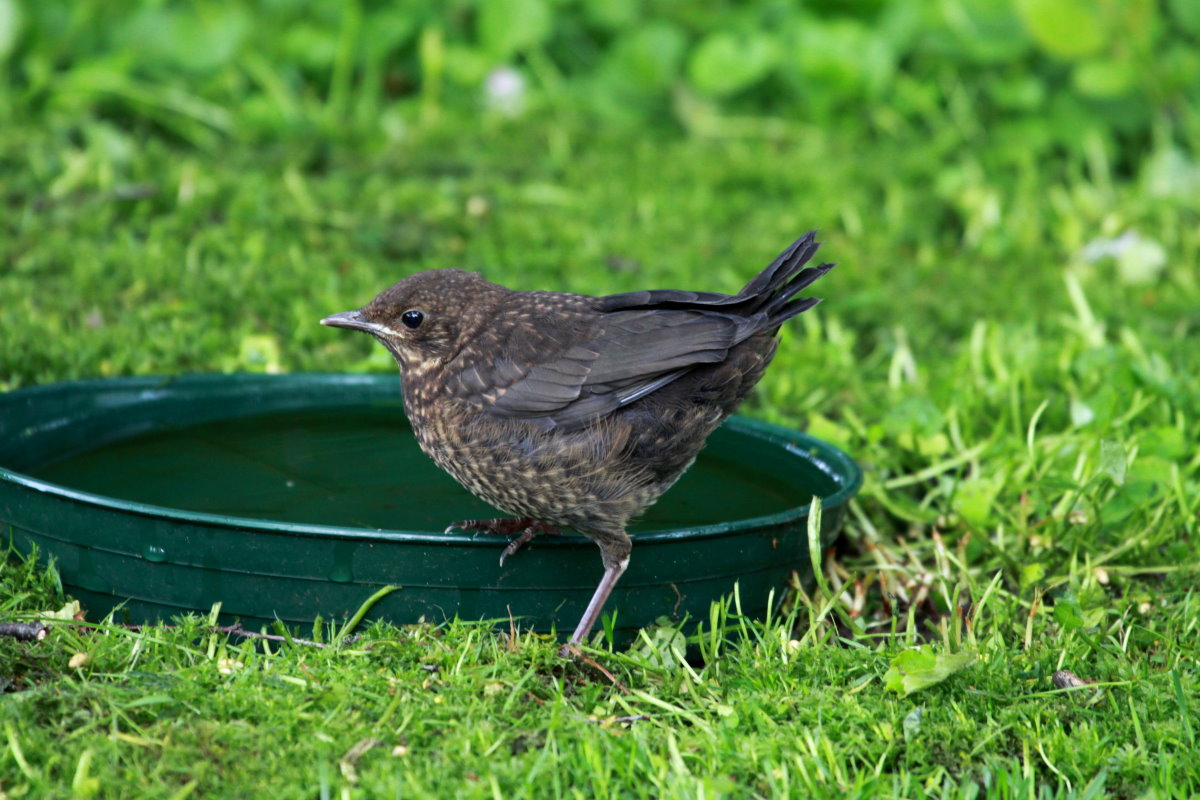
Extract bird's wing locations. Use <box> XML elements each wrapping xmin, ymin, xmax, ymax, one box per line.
<box><xmin>446</xmin><ymin>305</ymin><xmax>755</xmax><ymax>431</ymax></box>
<box><xmin>443</xmin><ymin>234</ymin><xmax>830</xmax><ymax>431</ymax></box>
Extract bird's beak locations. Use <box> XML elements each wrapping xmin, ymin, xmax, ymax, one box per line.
<box><xmin>321</xmin><ymin>309</ymin><xmax>385</xmax><ymax>334</ymax></box>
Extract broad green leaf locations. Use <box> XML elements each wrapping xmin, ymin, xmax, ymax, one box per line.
<box><xmin>443</xmin><ymin>44</ymin><xmax>491</xmax><ymax>86</ymax></box>
<box><xmin>1141</xmin><ymin>426</ymin><xmax>1186</xmax><ymax>461</ymax></box>
<box><xmin>989</xmin><ymin>75</ymin><xmax>1046</xmax><ymax>111</ymax></box>
<box><xmin>898</xmin><ymin>431</ymin><xmax>950</xmax><ymax>456</ymax></box>
<box><xmin>954</xmin><ymin>475</ymin><xmax>1001</xmax><ymax>526</ymax></box>
<box><xmin>227</xmin><ymin>334</ymin><xmax>282</xmax><ymax>374</ymax></box>
<box><xmin>0</xmin><ymin>0</ymin><xmax>19</xmax><ymax>59</ymax></box>
<box><xmin>1168</xmin><ymin>0</ymin><xmax>1200</xmax><ymax>33</ymax></box>
<box><xmin>1128</xmin><ymin>456</ymin><xmax>1174</xmax><ymax>486</ymax></box>
<box><xmin>1073</xmin><ymin>58</ymin><xmax>1134</xmax><ymax>97</ymax></box>
<box><xmin>1101</xmin><ymin>457</ymin><xmax>1172</xmax><ymax>524</ymax></box>
<box><xmin>934</xmin><ymin>0</ymin><xmax>1029</xmax><ymax>64</ymax></box>
<box><xmin>477</xmin><ymin>0</ymin><xmax>551</xmax><ymax>59</ymax></box>
<box><xmin>1054</xmin><ymin>597</ymin><xmax>1084</xmax><ymax>631</ymax></box>
<box><xmin>1020</xmin><ymin>562</ymin><xmax>1046</xmax><ymax>588</ymax></box>
<box><xmin>884</xmin><ymin>647</ymin><xmax>977</xmax><ymax>695</ymax></box>
<box><xmin>604</xmin><ymin>23</ymin><xmax>687</xmax><ymax>91</ymax></box>
<box><xmin>790</xmin><ymin>18</ymin><xmax>895</xmax><ymax>96</ymax></box>
<box><xmin>883</xmin><ymin>396</ymin><xmax>944</xmax><ymax>438</ymax></box>
<box><xmin>806</xmin><ymin>412</ymin><xmax>853</xmax><ymax>450</ymax></box>
<box><xmin>1016</xmin><ymin>0</ymin><xmax>1106</xmax><ymax>60</ymax></box>
<box><xmin>687</xmin><ymin>31</ymin><xmax>778</xmax><ymax>97</ymax></box>
<box><xmin>630</xmin><ymin>617</ymin><xmax>687</xmax><ymax>669</ymax></box>
<box><xmin>1098</xmin><ymin>440</ymin><xmax>1127</xmax><ymax>486</ymax></box>
<box><xmin>582</xmin><ymin>0</ymin><xmax>639</xmax><ymax>30</ymax></box>
<box><xmin>361</xmin><ymin>11</ymin><xmax>418</xmax><ymax>59</ymax></box>
<box><xmin>123</xmin><ymin>6</ymin><xmax>249</xmax><ymax>74</ymax></box>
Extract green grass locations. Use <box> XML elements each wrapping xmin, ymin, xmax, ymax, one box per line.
<box><xmin>4</xmin><ymin>16</ymin><xmax>1200</xmax><ymax>797</ymax></box>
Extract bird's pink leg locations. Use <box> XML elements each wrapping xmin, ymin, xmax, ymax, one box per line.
<box><xmin>561</xmin><ymin>555</ymin><xmax>629</xmax><ymax>655</ymax></box>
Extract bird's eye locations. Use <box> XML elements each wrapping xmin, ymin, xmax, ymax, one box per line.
<box><xmin>401</xmin><ymin>309</ymin><xmax>424</xmax><ymax>330</ymax></box>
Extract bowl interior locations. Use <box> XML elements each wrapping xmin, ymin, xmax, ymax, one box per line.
<box><xmin>25</xmin><ymin>403</ymin><xmax>837</xmax><ymax>534</ymax></box>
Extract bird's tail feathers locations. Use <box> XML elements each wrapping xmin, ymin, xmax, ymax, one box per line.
<box><xmin>738</xmin><ymin>231</ymin><xmax>820</xmax><ymax>299</ymax></box>
<box><xmin>739</xmin><ymin>232</ymin><xmax>835</xmax><ymax>326</ymax></box>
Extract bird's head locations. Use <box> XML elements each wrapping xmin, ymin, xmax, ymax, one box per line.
<box><xmin>321</xmin><ymin>269</ymin><xmax>502</xmax><ymax>370</ymax></box>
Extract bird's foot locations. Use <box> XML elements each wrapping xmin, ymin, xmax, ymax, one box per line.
<box><xmin>444</xmin><ymin>517</ymin><xmax>562</xmax><ymax>565</ymax></box>
<box><xmin>498</xmin><ymin>522</ymin><xmax>561</xmax><ymax>565</ymax></box>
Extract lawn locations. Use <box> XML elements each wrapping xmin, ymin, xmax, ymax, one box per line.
<box><xmin>2</xmin><ymin>2</ymin><xmax>1199</xmax><ymax>798</ymax></box>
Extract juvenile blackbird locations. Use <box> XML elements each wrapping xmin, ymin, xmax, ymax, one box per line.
<box><xmin>322</xmin><ymin>232</ymin><xmax>834</xmax><ymax>653</ymax></box>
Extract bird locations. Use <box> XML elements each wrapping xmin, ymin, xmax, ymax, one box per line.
<box><xmin>321</xmin><ymin>232</ymin><xmax>834</xmax><ymax>654</ymax></box>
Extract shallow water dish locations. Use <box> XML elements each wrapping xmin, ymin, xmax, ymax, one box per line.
<box><xmin>0</xmin><ymin>374</ymin><xmax>861</xmax><ymax>639</ymax></box>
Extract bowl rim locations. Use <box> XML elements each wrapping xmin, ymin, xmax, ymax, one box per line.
<box><xmin>0</xmin><ymin>373</ymin><xmax>863</xmax><ymax>546</ymax></box>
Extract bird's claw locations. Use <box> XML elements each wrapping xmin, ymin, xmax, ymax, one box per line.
<box><xmin>443</xmin><ymin>517</ymin><xmax>561</xmax><ymax>565</ymax></box>
<box><xmin>498</xmin><ymin>527</ymin><xmax>543</xmax><ymax>566</ymax></box>
<box><xmin>446</xmin><ymin>516</ymin><xmax>526</xmax><ymax>536</ymax></box>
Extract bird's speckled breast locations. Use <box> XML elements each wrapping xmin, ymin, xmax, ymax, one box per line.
<box><xmin>402</xmin><ymin>376</ymin><xmax>673</xmax><ymax>533</ymax></box>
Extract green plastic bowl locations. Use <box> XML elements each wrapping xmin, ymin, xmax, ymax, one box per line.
<box><xmin>0</xmin><ymin>374</ymin><xmax>860</xmax><ymax>640</ymax></box>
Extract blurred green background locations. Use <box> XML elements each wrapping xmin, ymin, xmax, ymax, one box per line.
<box><xmin>6</xmin><ymin>0</ymin><xmax>1199</xmax><ymax>150</ymax></box>
<box><xmin>2</xmin><ymin>0</ymin><xmax>1198</xmax><ymax>386</ymax></box>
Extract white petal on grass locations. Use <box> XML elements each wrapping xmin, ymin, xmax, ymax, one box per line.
<box><xmin>484</xmin><ymin>66</ymin><xmax>527</xmax><ymax>115</ymax></box>
<box><xmin>1080</xmin><ymin>230</ymin><xmax>1166</xmax><ymax>285</ymax></box>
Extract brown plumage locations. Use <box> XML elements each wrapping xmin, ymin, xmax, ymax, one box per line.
<box><xmin>321</xmin><ymin>232</ymin><xmax>834</xmax><ymax>653</ymax></box>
